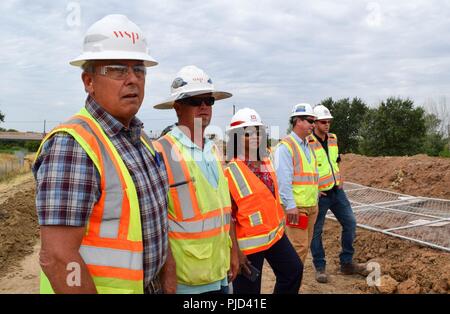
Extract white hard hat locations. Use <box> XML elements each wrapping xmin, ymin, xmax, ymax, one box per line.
<box><xmin>227</xmin><ymin>108</ymin><xmax>264</xmax><ymax>131</ymax></box>
<box><xmin>70</xmin><ymin>14</ymin><xmax>157</xmax><ymax>67</ymax></box>
<box><xmin>314</xmin><ymin>105</ymin><xmax>333</xmax><ymax>120</ymax></box>
<box><xmin>290</xmin><ymin>103</ymin><xmax>317</xmax><ymax>118</ymax></box>
<box><xmin>153</xmin><ymin>65</ymin><xmax>232</xmax><ymax>109</ymax></box>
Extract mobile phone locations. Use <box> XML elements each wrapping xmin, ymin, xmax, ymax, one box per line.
<box><xmin>242</xmin><ymin>263</ymin><xmax>261</xmax><ymax>282</ymax></box>
<box><xmin>286</xmin><ymin>214</ymin><xmax>308</xmax><ymax>229</ymax></box>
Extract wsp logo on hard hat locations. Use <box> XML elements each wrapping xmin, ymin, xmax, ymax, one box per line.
<box><xmin>296</xmin><ymin>105</ymin><xmax>306</xmax><ymax>112</ymax></box>
<box><xmin>113</xmin><ymin>31</ymin><xmax>140</xmax><ymax>44</ymax></box>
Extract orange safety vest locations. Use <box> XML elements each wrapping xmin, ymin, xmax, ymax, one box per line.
<box><xmin>225</xmin><ymin>158</ymin><xmax>285</xmax><ymax>255</ymax></box>
<box><xmin>38</xmin><ymin>108</ymin><xmax>153</xmax><ymax>294</ymax></box>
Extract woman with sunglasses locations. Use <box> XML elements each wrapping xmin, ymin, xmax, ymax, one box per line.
<box><xmin>224</xmin><ymin>108</ymin><xmax>303</xmax><ymax>294</ymax></box>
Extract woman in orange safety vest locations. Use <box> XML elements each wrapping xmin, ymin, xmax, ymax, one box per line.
<box><xmin>224</xmin><ymin>108</ymin><xmax>303</xmax><ymax>294</ymax></box>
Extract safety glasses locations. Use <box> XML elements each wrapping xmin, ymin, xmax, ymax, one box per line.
<box><xmin>97</xmin><ymin>64</ymin><xmax>146</xmax><ymax>80</ymax></box>
<box><xmin>318</xmin><ymin>120</ymin><xmax>332</xmax><ymax>125</ymax></box>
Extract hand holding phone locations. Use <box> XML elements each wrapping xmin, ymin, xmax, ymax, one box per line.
<box><xmin>241</xmin><ymin>262</ymin><xmax>261</xmax><ymax>282</ymax></box>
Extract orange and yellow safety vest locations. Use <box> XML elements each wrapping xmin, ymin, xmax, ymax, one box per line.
<box><xmin>225</xmin><ymin>158</ymin><xmax>285</xmax><ymax>255</ymax></box>
<box><xmin>37</xmin><ymin>107</ymin><xmax>154</xmax><ymax>294</ymax></box>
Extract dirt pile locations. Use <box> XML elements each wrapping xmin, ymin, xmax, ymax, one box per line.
<box><xmin>331</xmin><ymin>154</ymin><xmax>449</xmax><ymax>293</ymax></box>
<box><xmin>340</xmin><ymin>153</ymin><xmax>450</xmax><ymax>199</ymax></box>
<box><xmin>0</xmin><ymin>175</ymin><xmax>38</xmax><ymax>277</ymax></box>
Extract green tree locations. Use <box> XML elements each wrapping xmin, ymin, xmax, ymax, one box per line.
<box><xmin>0</xmin><ymin>110</ymin><xmax>4</xmax><ymax>131</ymax></box>
<box><xmin>422</xmin><ymin>113</ymin><xmax>447</xmax><ymax>156</ymax></box>
<box><xmin>359</xmin><ymin>97</ymin><xmax>426</xmax><ymax>156</ymax></box>
<box><xmin>319</xmin><ymin>97</ymin><xmax>369</xmax><ymax>153</ymax></box>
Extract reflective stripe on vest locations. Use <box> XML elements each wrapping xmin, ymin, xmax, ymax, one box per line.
<box><xmin>169</xmin><ymin>212</ymin><xmax>231</xmax><ymax>233</ymax></box>
<box><xmin>79</xmin><ymin>246</ymin><xmax>143</xmax><ymax>270</ymax></box>
<box><xmin>66</xmin><ymin>117</ymin><xmax>124</xmax><ymax>239</ymax></box>
<box><xmin>283</xmin><ymin>136</ymin><xmax>318</xmax><ymax>185</ymax></box>
<box><xmin>227</xmin><ymin>162</ymin><xmax>253</xmax><ymax>197</ymax></box>
<box><xmin>157</xmin><ymin>136</ymin><xmax>198</xmax><ymax>220</ymax></box>
<box><xmin>237</xmin><ymin>221</ymin><xmax>285</xmax><ymax>251</ymax></box>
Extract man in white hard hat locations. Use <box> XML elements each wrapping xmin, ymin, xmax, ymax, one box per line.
<box><xmin>33</xmin><ymin>15</ymin><xmax>170</xmax><ymax>294</ymax></box>
<box><xmin>273</xmin><ymin>103</ymin><xmax>319</xmax><ymax>265</ymax></box>
<box><xmin>308</xmin><ymin>105</ymin><xmax>367</xmax><ymax>283</ymax></box>
<box><xmin>153</xmin><ymin>65</ymin><xmax>239</xmax><ymax>294</ymax></box>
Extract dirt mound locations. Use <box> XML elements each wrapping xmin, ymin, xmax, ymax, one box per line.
<box><xmin>0</xmin><ymin>176</ymin><xmax>38</xmax><ymax>277</ymax></box>
<box><xmin>341</xmin><ymin>153</ymin><xmax>450</xmax><ymax>199</ymax></box>
<box><xmin>336</xmin><ymin>154</ymin><xmax>450</xmax><ymax>293</ymax></box>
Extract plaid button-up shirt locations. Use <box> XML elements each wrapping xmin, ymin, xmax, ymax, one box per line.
<box><xmin>33</xmin><ymin>96</ymin><xmax>169</xmax><ymax>290</ymax></box>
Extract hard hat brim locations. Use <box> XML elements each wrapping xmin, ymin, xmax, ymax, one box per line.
<box><xmin>227</xmin><ymin>121</ymin><xmax>265</xmax><ymax>132</ymax></box>
<box><xmin>69</xmin><ymin>51</ymin><xmax>158</xmax><ymax>67</ymax></box>
<box><xmin>290</xmin><ymin>112</ymin><xmax>318</xmax><ymax>118</ymax></box>
<box><xmin>153</xmin><ymin>90</ymin><xmax>232</xmax><ymax>110</ymax></box>
<box><xmin>316</xmin><ymin>115</ymin><xmax>334</xmax><ymax>120</ymax></box>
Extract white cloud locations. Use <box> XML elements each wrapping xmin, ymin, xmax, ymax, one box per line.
<box><xmin>0</xmin><ymin>0</ymin><xmax>449</xmax><ymax>136</ymax></box>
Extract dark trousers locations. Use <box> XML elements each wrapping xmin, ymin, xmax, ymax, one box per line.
<box><xmin>310</xmin><ymin>187</ymin><xmax>357</xmax><ymax>271</ymax></box>
<box><xmin>233</xmin><ymin>234</ymin><xmax>303</xmax><ymax>294</ymax></box>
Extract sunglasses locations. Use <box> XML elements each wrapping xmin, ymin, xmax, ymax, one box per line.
<box><xmin>318</xmin><ymin>120</ymin><xmax>332</xmax><ymax>125</ymax></box>
<box><xmin>180</xmin><ymin>96</ymin><xmax>215</xmax><ymax>107</ymax></box>
<box><xmin>243</xmin><ymin>127</ymin><xmax>262</xmax><ymax>137</ymax></box>
<box><xmin>300</xmin><ymin>118</ymin><xmax>316</xmax><ymax>125</ymax></box>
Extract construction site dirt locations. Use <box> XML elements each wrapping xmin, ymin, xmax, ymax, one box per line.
<box><xmin>0</xmin><ymin>153</ymin><xmax>449</xmax><ymax>294</ymax></box>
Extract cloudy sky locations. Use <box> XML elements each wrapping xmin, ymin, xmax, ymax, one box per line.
<box><xmin>1</xmin><ymin>0</ymin><xmax>449</xmax><ymax>138</ymax></box>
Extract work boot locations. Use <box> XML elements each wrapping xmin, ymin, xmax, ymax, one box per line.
<box><xmin>340</xmin><ymin>262</ymin><xmax>369</xmax><ymax>276</ymax></box>
<box><xmin>315</xmin><ymin>269</ymin><xmax>328</xmax><ymax>283</ymax></box>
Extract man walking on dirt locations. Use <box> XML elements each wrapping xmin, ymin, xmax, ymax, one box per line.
<box><xmin>308</xmin><ymin>105</ymin><xmax>367</xmax><ymax>283</ymax></box>
<box><xmin>33</xmin><ymin>15</ymin><xmax>171</xmax><ymax>294</ymax></box>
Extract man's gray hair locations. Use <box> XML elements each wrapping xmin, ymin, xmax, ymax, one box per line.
<box><xmin>290</xmin><ymin>116</ymin><xmax>299</xmax><ymax>129</ymax></box>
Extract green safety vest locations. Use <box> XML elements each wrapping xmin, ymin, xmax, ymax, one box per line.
<box><xmin>279</xmin><ymin>135</ymin><xmax>319</xmax><ymax>207</ymax></box>
<box><xmin>154</xmin><ymin>134</ymin><xmax>232</xmax><ymax>286</ymax></box>
<box><xmin>308</xmin><ymin>133</ymin><xmax>341</xmax><ymax>192</ymax></box>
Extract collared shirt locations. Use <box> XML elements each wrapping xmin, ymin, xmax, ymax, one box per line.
<box><xmin>273</xmin><ymin>131</ymin><xmax>316</xmax><ymax>210</ymax></box>
<box><xmin>167</xmin><ymin>126</ymin><xmax>227</xmax><ymax>294</ymax></box>
<box><xmin>33</xmin><ymin>96</ymin><xmax>169</xmax><ymax>290</ymax></box>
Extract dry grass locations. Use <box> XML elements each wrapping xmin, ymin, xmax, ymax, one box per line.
<box><xmin>0</xmin><ymin>153</ymin><xmax>32</xmax><ymax>182</ymax></box>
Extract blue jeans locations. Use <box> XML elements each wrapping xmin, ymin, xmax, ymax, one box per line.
<box><xmin>233</xmin><ymin>234</ymin><xmax>303</xmax><ymax>294</ymax></box>
<box><xmin>310</xmin><ymin>187</ymin><xmax>356</xmax><ymax>271</ymax></box>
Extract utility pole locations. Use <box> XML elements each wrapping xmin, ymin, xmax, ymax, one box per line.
<box><xmin>233</xmin><ymin>105</ymin><xmax>236</xmax><ymax>115</ymax></box>
<box><xmin>43</xmin><ymin>120</ymin><xmax>46</xmax><ymax>135</ymax></box>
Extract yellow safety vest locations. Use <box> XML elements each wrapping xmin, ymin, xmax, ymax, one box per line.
<box><xmin>36</xmin><ymin>107</ymin><xmax>156</xmax><ymax>294</ymax></box>
<box><xmin>307</xmin><ymin>133</ymin><xmax>341</xmax><ymax>191</ymax></box>
<box><xmin>154</xmin><ymin>134</ymin><xmax>232</xmax><ymax>286</ymax></box>
<box><xmin>279</xmin><ymin>135</ymin><xmax>319</xmax><ymax>207</ymax></box>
